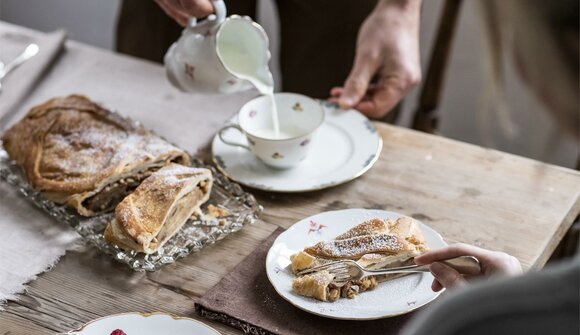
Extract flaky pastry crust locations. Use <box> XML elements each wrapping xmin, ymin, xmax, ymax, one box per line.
<box><xmin>1</xmin><ymin>95</ymin><xmax>190</xmax><ymax>216</ymax></box>
<box><xmin>104</xmin><ymin>163</ymin><xmax>212</xmax><ymax>253</ymax></box>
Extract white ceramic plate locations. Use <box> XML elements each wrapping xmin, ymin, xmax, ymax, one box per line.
<box><xmin>67</xmin><ymin>312</ymin><xmax>220</xmax><ymax>335</ymax></box>
<box><xmin>212</xmin><ymin>102</ymin><xmax>382</xmax><ymax>192</ymax></box>
<box><xmin>265</xmin><ymin>209</ymin><xmax>447</xmax><ymax>320</ymax></box>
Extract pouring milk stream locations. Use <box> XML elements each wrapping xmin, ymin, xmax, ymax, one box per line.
<box><xmin>164</xmin><ymin>0</ymin><xmax>285</xmax><ymax>138</ymax></box>
<box><xmin>216</xmin><ymin>31</ymin><xmax>281</xmax><ymax>138</ymax></box>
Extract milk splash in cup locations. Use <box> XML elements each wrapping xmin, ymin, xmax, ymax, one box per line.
<box><xmin>217</xmin><ymin>93</ymin><xmax>325</xmax><ymax>169</ymax></box>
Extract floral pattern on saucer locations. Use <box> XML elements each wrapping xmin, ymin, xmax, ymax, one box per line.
<box><xmin>292</xmin><ymin>102</ymin><xmax>303</xmax><ymax>112</ymax></box>
<box><xmin>211</xmin><ymin>102</ymin><xmax>382</xmax><ymax>193</ymax></box>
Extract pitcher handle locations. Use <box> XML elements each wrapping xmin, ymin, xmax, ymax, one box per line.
<box><xmin>212</xmin><ymin>0</ymin><xmax>227</xmax><ymax>23</ymax></box>
<box><xmin>187</xmin><ymin>0</ymin><xmax>227</xmax><ymax>29</ymax></box>
<box><xmin>218</xmin><ymin>124</ymin><xmax>251</xmax><ymax>150</ymax></box>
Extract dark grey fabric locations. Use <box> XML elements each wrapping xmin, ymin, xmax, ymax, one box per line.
<box><xmin>402</xmin><ymin>257</ymin><xmax>580</xmax><ymax>335</ymax></box>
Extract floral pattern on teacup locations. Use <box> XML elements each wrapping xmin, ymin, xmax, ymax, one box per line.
<box><xmin>292</xmin><ymin>102</ymin><xmax>303</xmax><ymax>112</ymax></box>
<box><xmin>307</xmin><ymin>220</ymin><xmax>327</xmax><ymax>235</ymax></box>
<box><xmin>184</xmin><ymin>63</ymin><xmax>195</xmax><ymax>80</ymax></box>
<box><xmin>249</xmin><ymin>110</ymin><xmax>257</xmax><ymax>118</ymax></box>
<box><xmin>300</xmin><ymin>139</ymin><xmax>310</xmax><ymax>147</ymax></box>
<box><xmin>272</xmin><ymin>152</ymin><xmax>284</xmax><ymax>160</ymax></box>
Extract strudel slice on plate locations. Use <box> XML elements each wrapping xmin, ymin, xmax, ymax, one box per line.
<box><xmin>291</xmin><ymin>217</ymin><xmax>429</xmax><ymax>302</ymax></box>
<box><xmin>104</xmin><ymin>163</ymin><xmax>213</xmax><ymax>253</ymax></box>
<box><xmin>1</xmin><ymin>95</ymin><xmax>190</xmax><ymax>216</ymax></box>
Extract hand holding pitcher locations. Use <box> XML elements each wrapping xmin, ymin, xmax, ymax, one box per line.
<box><xmin>164</xmin><ymin>0</ymin><xmax>273</xmax><ymax>94</ymax></box>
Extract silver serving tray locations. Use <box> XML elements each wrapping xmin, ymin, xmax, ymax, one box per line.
<box><xmin>0</xmin><ymin>137</ymin><xmax>262</xmax><ymax>272</ymax></box>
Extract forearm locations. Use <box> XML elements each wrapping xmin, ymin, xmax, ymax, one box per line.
<box><xmin>374</xmin><ymin>0</ymin><xmax>422</xmax><ymax>32</ymax></box>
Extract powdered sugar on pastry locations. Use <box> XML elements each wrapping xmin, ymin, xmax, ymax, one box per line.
<box><xmin>334</xmin><ymin>218</ymin><xmax>393</xmax><ymax>240</ymax></box>
<box><xmin>303</xmin><ymin>234</ymin><xmax>409</xmax><ymax>259</ymax></box>
<box><xmin>291</xmin><ymin>215</ymin><xmax>430</xmax><ymax>302</ymax></box>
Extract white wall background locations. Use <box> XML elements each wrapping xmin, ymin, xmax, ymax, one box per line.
<box><xmin>0</xmin><ymin>0</ymin><xmax>576</xmax><ymax>168</ymax></box>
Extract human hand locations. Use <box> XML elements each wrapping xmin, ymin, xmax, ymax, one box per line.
<box><xmin>414</xmin><ymin>243</ymin><xmax>523</xmax><ymax>292</ymax></box>
<box><xmin>154</xmin><ymin>0</ymin><xmax>214</xmax><ymax>26</ymax></box>
<box><xmin>329</xmin><ymin>0</ymin><xmax>422</xmax><ymax>118</ymax></box>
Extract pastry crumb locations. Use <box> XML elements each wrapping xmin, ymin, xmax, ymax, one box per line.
<box><xmin>208</xmin><ymin>204</ymin><xmax>230</xmax><ymax>218</ymax></box>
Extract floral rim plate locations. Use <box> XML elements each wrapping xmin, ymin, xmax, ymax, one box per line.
<box><xmin>265</xmin><ymin>209</ymin><xmax>446</xmax><ymax>320</ymax></box>
<box><xmin>67</xmin><ymin>312</ymin><xmax>220</xmax><ymax>335</ymax></box>
<box><xmin>212</xmin><ymin>102</ymin><xmax>382</xmax><ymax>192</ymax></box>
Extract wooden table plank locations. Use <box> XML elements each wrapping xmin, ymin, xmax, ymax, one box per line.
<box><xmin>3</xmin><ymin>123</ymin><xmax>578</xmax><ymax>335</ymax></box>
<box><xmin>0</xmin><ymin>311</ymin><xmax>55</xmax><ymax>335</ymax></box>
<box><xmin>2</xmin><ymin>222</ymin><xmax>276</xmax><ymax>334</ymax></box>
<box><xmin>257</xmin><ymin>124</ymin><xmax>580</xmax><ymax>270</ymax></box>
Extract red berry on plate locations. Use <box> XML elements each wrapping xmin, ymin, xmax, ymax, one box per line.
<box><xmin>110</xmin><ymin>329</ymin><xmax>127</xmax><ymax>335</ymax></box>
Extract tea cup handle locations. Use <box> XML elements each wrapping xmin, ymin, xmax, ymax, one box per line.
<box><xmin>218</xmin><ymin>124</ymin><xmax>251</xmax><ymax>150</ymax></box>
<box><xmin>187</xmin><ymin>0</ymin><xmax>227</xmax><ymax>28</ymax></box>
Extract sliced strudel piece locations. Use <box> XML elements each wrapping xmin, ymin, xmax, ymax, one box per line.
<box><xmin>334</xmin><ymin>218</ymin><xmax>393</xmax><ymax>240</ymax></box>
<box><xmin>357</xmin><ymin>217</ymin><xmax>429</xmax><ymax>270</ymax></box>
<box><xmin>292</xmin><ymin>270</ymin><xmax>339</xmax><ymax>302</ymax></box>
<box><xmin>291</xmin><ymin>216</ymin><xmax>430</xmax><ymax>301</ymax></box>
<box><xmin>104</xmin><ymin>163</ymin><xmax>212</xmax><ymax>253</ymax></box>
<box><xmin>1</xmin><ymin>95</ymin><xmax>190</xmax><ymax>216</ymax></box>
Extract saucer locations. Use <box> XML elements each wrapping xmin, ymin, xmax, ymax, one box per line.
<box><xmin>211</xmin><ymin>102</ymin><xmax>382</xmax><ymax>192</ymax></box>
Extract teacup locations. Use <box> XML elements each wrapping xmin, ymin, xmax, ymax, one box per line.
<box><xmin>217</xmin><ymin>93</ymin><xmax>325</xmax><ymax>169</ymax></box>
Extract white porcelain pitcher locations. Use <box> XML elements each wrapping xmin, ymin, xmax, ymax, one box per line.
<box><xmin>164</xmin><ymin>0</ymin><xmax>273</xmax><ymax>94</ymax></box>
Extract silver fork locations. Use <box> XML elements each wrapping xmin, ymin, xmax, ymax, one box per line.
<box><xmin>0</xmin><ymin>43</ymin><xmax>39</xmax><ymax>92</ymax></box>
<box><xmin>297</xmin><ymin>256</ymin><xmax>481</xmax><ymax>286</ymax></box>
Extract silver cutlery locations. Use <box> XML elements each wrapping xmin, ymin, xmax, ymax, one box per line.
<box><xmin>297</xmin><ymin>256</ymin><xmax>481</xmax><ymax>286</ymax></box>
<box><xmin>0</xmin><ymin>43</ymin><xmax>39</xmax><ymax>92</ymax></box>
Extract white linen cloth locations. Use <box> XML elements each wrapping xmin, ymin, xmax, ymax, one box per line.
<box><xmin>0</xmin><ymin>21</ymin><xmax>256</xmax><ymax>308</ymax></box>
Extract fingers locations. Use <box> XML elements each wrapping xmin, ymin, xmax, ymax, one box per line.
<box><xmin>155</xmin><ymin>0</ymin><xmax>189</xmax><ymax>26</ymax></box>
<box><xmin>495</xmin><ymin>253</ymin><xmax>523</xmax><ymax>276</ymax></box>
<box><xmin>353</xmin><ymin>77</ymin><xmax>405</xmax><ymax>118</ymax></box>
<box><xmin>332</xmin><ymin>69</ymin><xmax>419</xmax><ymax>118</ymax></box>
<box><xmin>178</xmin><ymin>0</ymin><xmax>214</xmax><ymax>17</ymax></box>
<box><xmin>415</xmin><ymin>243</ymin><xmax>523</xmax><ymax>278</ymax></box>
<box><xmin>415</xmin><ymin>243</ymin><xmax>497</xmax><ymax>265</ymax></box>
<box><xmin>155</xmin><ymin>0</ymin><xmax>214</xmax><ymax>26</ymax></box>
<box><xmin>429</xmin><ymin>262</ymin><xmax>467</xmax><ymax>290</ymax></box>
<box><xmin>431</xmin><ymin>279</ymin><xmax>443</xmax><ymax>292</ymax></box>
<box><xmin>338</xmin><ymin>51</ymin><xmax>381</xmax><ymax>110</ymax></box>
<box><xmin>330</xmin><ymin>87</ymin><xmax>344</xmax><ymax>98</ymax></box>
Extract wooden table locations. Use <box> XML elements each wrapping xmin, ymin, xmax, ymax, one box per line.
<box><xmin>1</xmin><ymin>24</ymin><xmax>580</xmax><ymax>335</ymax></box>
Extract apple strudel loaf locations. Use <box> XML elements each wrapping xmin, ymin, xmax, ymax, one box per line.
<box><xmin>1</xmin><ymin>95</ymin><xmax>190</xmax><ymax>216</ymax></box>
